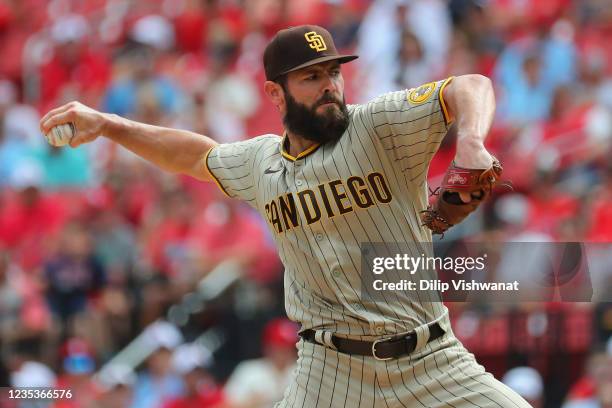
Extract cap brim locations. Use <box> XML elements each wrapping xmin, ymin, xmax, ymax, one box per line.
<box><xmin>278</xmin><ymin>54</ymin><xmax>359</xmax><ymax>77</ymax></box>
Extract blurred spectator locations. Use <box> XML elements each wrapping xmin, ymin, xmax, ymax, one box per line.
<box><xmin>224</xmin><ymin>318</ymin><xmax>298</xmax><ymax>408</ymax></box>
<box><xmin>0</xmin><ymin>80</ymin><xmax>43</xmax><ymax>188</ymax></box>
<box><xmin>163</xmin><ymin>343</ymin><xmax>225</xmax><ymax>408</ymax></box>
<box><xmin>131</xmin><ymin>321</ymin><xmax>185</xmax><ymax>408</ymax></box>
<box><xmin>319</xmin><ymin>0</ymin><xmax>360</xmax><ymax>50</ymax></box>
<box><xmin>502</xmin><ymin>366</ymin><xmax>544</xmax><ymax>408</ymax></box>
<box><xmin>355</xmin><ymin>0</ymin><xmax>451</xmax><ymax>101</ymax></box>
<box><xmin>0</xmin><ymin>248</ymin><xmax>51</xmax><ymax>342</ymax></box>
<box><xmin>92</xmin><ymin>364</ymin><xmax>137</xmax><ymax>408</ymax></box>
<box><xmin>586</xmin><ymin>162</ymin><xmax>612</xmax><ymax>242</ymax></box>
<box><xmin>35</xmin><ymin>144</ymin><xmax>92</xmax><ymax>189</ymax></box>
<box><xmin>448</xmin><ymin>0</ymin><xmax>505</xmax><ymax>76</ymax></box>
<box><xmin>53</xmin><ymin>338</ymin><xmax>99</xmax><ymax>408</ymax></box>
<box><xmin>578</xmin><ymin>47</ymin><xmax>612</xmax><ymax>111</ymax></box>
<box><xmin>0</xmin><ymin>249</ymin><xmax>23</xmax><ymax>337</ymax></box>
<box><xmin>144</xmin><ymin>189</ymin><xmax>200</xmax><ymax>280</ymax></box>
<box><xmin>393</xmin><ymin>29</ymin><xmax>436</xmax><ymax>89</ymax></box>
<box><xmin>86</xmin><ymin>206</ymin><xmax>136</xmax><ymax>352</ymax></box>
<box><xmin>0</xmin><ymin>163</ymin><xmax>68</xmax><ymax>270</ymax></box>
<box><xmin>99</xmin><ymin>160</ymin><xmax>162</xmax><ymax>226</ymax></box>
<box><xmin>202</xmin><ymin>20</ymin><xmax>259</xmax><ymax>143</ymax></box>
<box><xmin>8</xmin><ymin>341</ymin><xmax>57</xmax><ymax>390</ymax></box>
<box><xmin>563</xmin><ymin>343</ymin><xmax>612</xmax><ymax>408</ymax></box>
<box><xmin>38</xmin><ymin>14</ymin><xmax>111</xmax><ymax>111</ymax></box>
<box><xmin>90</xmin><ymin>207</ymin><xmax>136</xmax><ymax>284</ymax></box>
<box><xmin>172</xmin><ymin>0</ymin><xmax>209</xmax><ymax>54</ymax></box>
<box><xmin>494</xmin><ymin>21</ymin><xmax>577</xmax><ymax>125</ymax></box>
<box><xmin>244</xmin><ymin>0</ymin><xmax>290</xmax><ymax>37</ymax></box>
<box><xmin>10</xmin><ymin>359</ymin><xmax>56</xmax><ymax>389</ymax></box>
<box><xmin>439</xmin><ymin>29</ymin><xmax>479</xmax><ymax>78</ymax></box>
<box><xmin>190</xmin><ymin>199</ymin><xmax>281</xmax><ymax>283</ymax></box>
<box><xmin>102</xmin><ymin>43</ymin><xmax>182</xmax><ymax>122</ymax></box>
<box><xmin>524</xmin><ymin>170</ymin><xmax>580</xmax><ymax>235</ymax></box>
<box><xmin>130</xmin><ymin>15</ymin><xmax>175</xmax><ymax>52</ymax></box>
<box><xmin>44</xmin><ymin>221</ymin><xmax>106</xmax><ymax>330</ymax></box>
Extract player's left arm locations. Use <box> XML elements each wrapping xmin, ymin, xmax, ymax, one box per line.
<box><xmin>357</xmin><ymin>74</ymin><xmax>497</xmax><ymax>188</ymax></box>
<box><xmin>439</xmin><ymin>74</ymin><xmax>496</xmax><ymax>169</ymax></box>
<box><xmin>420</xmin><ymin>75</ymin><xmax>504</xmax><ymax>234</ymax></box>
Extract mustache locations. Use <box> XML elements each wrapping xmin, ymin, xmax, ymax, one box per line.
<box><xmin>316</xmin><ymin>94</ymin><xmax>342</xmax><ymax>107</ymax></box>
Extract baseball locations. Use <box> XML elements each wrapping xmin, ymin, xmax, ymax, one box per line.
<box><xmin>45</xmin><ymin>122</ymin><xmax>76</xmax><ymax>147</ymax></box>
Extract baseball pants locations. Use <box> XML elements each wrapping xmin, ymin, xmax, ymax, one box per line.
<box><xmin>275</xmin><ymin>318</ymin><xmax>531</xmax><ymax>408</ymax></box>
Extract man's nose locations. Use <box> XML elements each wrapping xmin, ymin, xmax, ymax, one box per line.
<box><xmin>321</xmin><ymin>73</ymin><xmax>339</xmax><ymax>94</ymax></box>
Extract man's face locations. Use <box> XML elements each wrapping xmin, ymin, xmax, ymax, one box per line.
<box><xmin>280</xmin><ymin>61</ymin><xmax>349</xmax><ymax>144</ymax></box>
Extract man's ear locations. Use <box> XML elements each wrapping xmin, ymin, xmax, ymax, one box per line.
<box><xmin>264</xmin><ymin>81</ymin><xmax>285</xmax><ymax>110</ymax></box>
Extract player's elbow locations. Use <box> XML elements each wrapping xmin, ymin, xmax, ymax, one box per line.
<box><xmin>443</xmin><ymin>74</ymin><xmax>495</xmax><ymax>117</ymax></box>
<box><xmin>185</xmin><ymin>145</ymin><xmax>218</xmax><ymax>183</ymax></box>
<box><xmin>455</xmin><ymin>74</ymin><xmax>492</xmax><ymax>89</ymax></box>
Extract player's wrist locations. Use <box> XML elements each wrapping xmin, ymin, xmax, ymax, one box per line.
<box><xmin>101</xmin><ymin>113</ymin><xmax>126</xmax><ymax>140</ymax></box>
<box><xmin>456</xmin><ymin>133</ymin><xmax>485</xmax><ymax>150</ymax></box>
<box><xmin>454</xmin><ymin>141</ymin><xmax>491</xmax><ymax>169</ymax></box>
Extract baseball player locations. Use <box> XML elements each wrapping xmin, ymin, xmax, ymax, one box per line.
<box><xmin>41</xmin><ymin>25</ymin><xmax>530</xmax><ymax>408</ymax></box>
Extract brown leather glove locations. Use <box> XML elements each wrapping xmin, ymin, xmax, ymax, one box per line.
<box><xmin>421</xmin><ymin>158</ymin><xmax>503</xmax><ymax>235</ymax></box>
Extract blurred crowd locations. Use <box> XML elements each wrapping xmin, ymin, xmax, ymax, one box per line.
<box><xmin>0</xmin><ymin>0</ymin><xmax>611</xmax><ymax>407</ymax></box>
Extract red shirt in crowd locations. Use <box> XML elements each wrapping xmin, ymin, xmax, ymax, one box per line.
<box><xmin>0</xmin><ymin>191</ymin><xmax>69</xmax><ymax>270</ymax></box>
<box><xmin>163</xmin><ymin>386</ymin><xmax>226</xmax><ymax>408</ymax></box>
<box><xmin>38</xmin><ymin>47</ymin><xmax>110</xmax><ymax>111</ymax></box>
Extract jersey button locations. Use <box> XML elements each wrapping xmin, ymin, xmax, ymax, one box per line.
<box><xmin>296</xmin><ymin>180</ymin><xmax>303</xmax><ymax>186</ymax></box>
<box><xmin>375</xmin><ymin>326</ymin><xmax>385</xmax><ymax>335</ymax></box>
<box><xmin>315</xmin><ymin>233</ymin><xmax>324</xmax><ymax>241</ymax></box>
<box><xmin>332</xmin><ymin>268</ymin><xmax>342</xmax><ymax>278</ymax></box>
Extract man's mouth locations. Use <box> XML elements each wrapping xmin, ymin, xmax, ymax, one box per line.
<box><xmin>318</xmin><ymin>102</ymin><xmax>338</xmax><ymax>108</ymax></box>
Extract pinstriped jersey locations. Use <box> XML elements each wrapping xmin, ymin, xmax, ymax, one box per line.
<box><xmin>205</xmin><ymin>78</ymin><xmax>453</xmax><ymax>337</ymax></box>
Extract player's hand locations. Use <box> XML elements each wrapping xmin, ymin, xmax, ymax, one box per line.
<box><xmin>40</xmin><ymin>101</ymin><xmax>108</xmax><ymax>148</ymax></box>
<box><xmin>453</xmin><ymin>142</ymin><xmax>495</xmax><ymax>203</ymax></box>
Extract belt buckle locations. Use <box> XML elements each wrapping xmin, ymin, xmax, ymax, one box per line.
<box><xmin>371</xmin><ymin>337</ymin><xmax>393</xmax><ymax>361</ymax></box>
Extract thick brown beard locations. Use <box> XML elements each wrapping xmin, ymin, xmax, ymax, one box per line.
<box><xmin>282</xmin><ymin>90</ymin><xmax>350</xmax><ymax>145</ymax></box>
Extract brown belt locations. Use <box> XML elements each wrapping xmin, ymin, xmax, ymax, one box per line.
<box><xmin>300</xmin><ymin>323</ymin><xmax>445</xmax><ymax>361</ymax></box>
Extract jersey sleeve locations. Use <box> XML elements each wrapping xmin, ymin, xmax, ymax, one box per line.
<box><xmin>359</xmin><ymin>77</ymin><xmax>454</xmax><ymax>185</ymax></box>
<box><xmin>204</xmin><ymin>136</ymin><xmax>274</xmax><ymax>205</ymax></box>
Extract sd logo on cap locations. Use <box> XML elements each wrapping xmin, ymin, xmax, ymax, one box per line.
<box><xmin>305</xmin><ymin>31</ymin><xmax>327</xmax><ymax>52</ymax></box>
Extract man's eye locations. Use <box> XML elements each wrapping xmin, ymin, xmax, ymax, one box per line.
<box><xmin>331</xmin><ymin>70</ymin><xmax>340</xmax><ymax>76</ymax></box>
<box><xmin>306</xmin><ymin>74</ymin><xmax>318</xmax><ymax>80</ymax></box>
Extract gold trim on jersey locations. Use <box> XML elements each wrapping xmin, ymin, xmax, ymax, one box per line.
<box><xmin>438</xmin><ymin>76</ymin><xmax>455</xmax><ymax>125</ymax></box>
<box><xmin>280</xmin><ymin>132</ymin><xmax>321</xmax><ymax>161</ymax></box>
<box><xmin>203</xmin><ymin>146</ymin><xmax>231</xmax><ymax>198</ymax></box>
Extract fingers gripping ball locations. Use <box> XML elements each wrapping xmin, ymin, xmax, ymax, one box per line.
<box><xmin>45</xmin><ymin>123</ymin><xmax>76</xmax><ymax>147</ymax></box>
<box><xmin>421</xmin><ymin>158</ymin><xmax>504</xmax><ymax>235</ymax></box>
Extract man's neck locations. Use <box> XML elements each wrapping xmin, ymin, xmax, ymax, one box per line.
<box><xmin>284</xmin><ymin>131</ymin><xmax>318</xmax><ymax>158</ymax></box>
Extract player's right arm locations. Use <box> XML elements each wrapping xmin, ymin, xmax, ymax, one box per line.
<box><xmin>39</xmin><ymin>101</ymin><xmax>217</xmax><ymax>182</ymax></box>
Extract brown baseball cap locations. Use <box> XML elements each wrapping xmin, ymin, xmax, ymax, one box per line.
<box><xmin>263</xmin><ymin>25</ymin><xmax>358</xmax><ymax>81</ymax></box>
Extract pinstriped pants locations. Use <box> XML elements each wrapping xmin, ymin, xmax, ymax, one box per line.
<box><xmin>275</xmin><ymin>326</ymin><xmax>531</xmax><ymax>408</ymax></box>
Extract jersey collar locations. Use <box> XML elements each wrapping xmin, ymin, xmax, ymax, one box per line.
<box><xmin>280</xmin><ymin>132</ymin><xmax>321</xmax><ymax>162</ymax></box>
